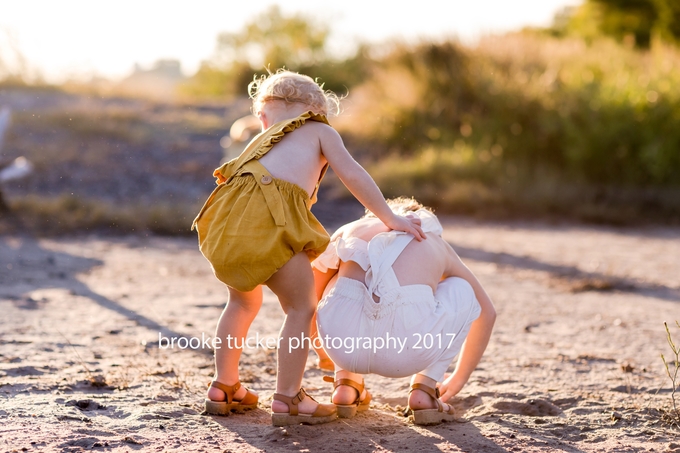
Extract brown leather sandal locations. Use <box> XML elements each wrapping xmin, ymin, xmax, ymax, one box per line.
<box><xmin>271</xmin><ymin>387</ymin><xmax>337</xmax><ymax>426</ymax></box>
<box><xmin>323</xmin><ymin>375</ymin><xmax>372</xmax><ymax>418</ymax></box>
<box><xmin>204</xmin><ymin>381</ymin><xmax>258</xmax><ymax>415</ymax></box>
<box><xmin>407</xmin><ymin>383</ymin><xmax>456</xmax><ymax>425</ymax></box>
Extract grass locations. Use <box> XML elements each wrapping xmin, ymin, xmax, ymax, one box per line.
<box><xmin>37</xmin><ymin>110</ymin><xmax>153</xmax><ymax>144</ymax></box>
<box><xmin>0</xmin><ymin>194</ymin><xmax>198</xmax><ymax>236</ymax></box>
<box><xmin>661</xmin><ymin>321</ymin><xmax>680</xmax><ymax>429</ymax></box>
<box><xmin>367</xmin><ymin>147</ymin><xmax>680</xmax><ymax>224</ymax></box>
<box><xmin>0</xmin><ymin>86</ymin><xmax>231</xmax><ymax>237</ymax></box>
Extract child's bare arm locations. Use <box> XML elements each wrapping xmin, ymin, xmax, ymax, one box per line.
<box><xmin>319</xmin><ymin>126</ymin><xmax>426</xmax><ymax>240</ymax></box>
<box><xmin>438</xmin><ymin>244</ymin><xmax>496</xmax><ymax>401</ymax></box>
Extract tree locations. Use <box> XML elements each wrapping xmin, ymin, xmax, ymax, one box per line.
<box><xmin>183</xmin><ymin>5</ymin><xmax>336</xmax><ymax>98</ymax></box>
<box><xmin>555</xmin><ymin>0</ymin><xmax>680</xmax><ymax>48</ymax></box>
<box><xmin>215</xmin><ymin>5</ymin><xmax>330</xmax><ymax>71</ymax></box>
<box><xmin>184</xmin><ymin>6</ymin><xmax>372</xmax><ymax>99</ymax></box>
<box><xmin>593</xmin><ymin>0</ymin><xmax>658</xmax><ymax>47</ymax></box>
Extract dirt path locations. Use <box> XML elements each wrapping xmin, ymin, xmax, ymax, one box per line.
<box><xmin>1</xmin><ymin>219</ymin><xmax>679</xmax><ymax>452</ymax></box>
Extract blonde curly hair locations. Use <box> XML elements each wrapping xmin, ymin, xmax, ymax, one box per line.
<box><xmin>362</xmin><ymin>197</ymin><xmax>433</xmax><ymax>218</ymax></box>
<box><xmin>248</xmin><ymin>69</ymin><xmax>341</xmax><ymax>117</ymax></box>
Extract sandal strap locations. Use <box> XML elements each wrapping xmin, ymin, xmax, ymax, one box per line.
<box><xmin>322</xmin><ymin>376</ymin><xmax>364</xmax><ymax>393</ymax></box>
<box><xmin>323</xmin><ymin>376</ymin><xmax>364</xmax><ymax>404</ymax></box>
<box><xmin>409</xmin><ymin>383</ymin><xmax>444</xmax><ymax>412</ymax></box>
<box><xmin>335</xmin><ymin>379</ymin><xmax>364</xmax><ymax>394</ymax></box>
<box><xmin>209</xmin><ymin>381</ymin><xmax>241</xmax><ymax>404</ymax></box>
<box><xmin>273</xmin><ymin>388</ymin><xmax>311</xmax><ymax>416</ymax></box>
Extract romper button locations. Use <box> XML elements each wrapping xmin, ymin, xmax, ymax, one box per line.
<box><xmin>261</xmin><ymin>175</ymin><xmax>272</xmax><ymax>185</ymax></box>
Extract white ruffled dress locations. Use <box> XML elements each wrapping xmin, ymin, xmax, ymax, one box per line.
<box><xmin>313</xmin><ymin>210</ymin><xmax>481</xmax><ymax>381</ymax></box>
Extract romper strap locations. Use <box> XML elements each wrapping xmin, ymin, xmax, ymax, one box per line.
<box><xmin>309</xmin><ymin>163</ymin><xmax>328</xmax><ymax>206</ymax></box>
<box><xmin>365</xmin><ymin>233</ymin><xmax>414</xmax><ymax>296</ymax></box>
<box><xmin>239</xmin><ymin>160</ymin><xmax>286</xmax><ymax>227</ymax></box>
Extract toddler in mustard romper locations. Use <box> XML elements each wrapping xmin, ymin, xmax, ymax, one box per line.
<box><xmin>192</xmin><ymin>111</ymin><xmax>331</xmax><ymax>292</ymax></box>
<box><xmin>193</xmin><ymin>70</ymin><xmax>426</xmax><ymax>426</ymax></box>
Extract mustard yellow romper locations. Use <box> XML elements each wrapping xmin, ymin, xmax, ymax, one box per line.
<box><xmin>192</xmin><ymin>111</ymin><xmax>331</xmax><ymax>292</ymax></box>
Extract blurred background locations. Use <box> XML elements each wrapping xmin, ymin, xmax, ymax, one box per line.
<box><xmin>0</xmin><ymin>0</ymin><xmax>679</xmax><ymax>236</ymax></box>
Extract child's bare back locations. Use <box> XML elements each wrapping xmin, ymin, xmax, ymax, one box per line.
<box><xmin>257</xmin><ymin>112</ymin><xmax>329</xmax><ymax>196</ymax></box>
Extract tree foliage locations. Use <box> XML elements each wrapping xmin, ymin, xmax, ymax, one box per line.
<box><xmin>555</xmin><ymin>0</ymin><xmax>680</xmax><ymax>48</ymax></box>
<box><xmin>182</xmin><ymin>5</ymin><xmax>369</xmax><ymax>99</ymax></box>
<box><xmin>215</xmin><ymin>5</ymin><xmax>330</xmax><ymax>70</ymax></box>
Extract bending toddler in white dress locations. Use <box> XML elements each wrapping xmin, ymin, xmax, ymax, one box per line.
<box><xmin>311</xmin><ymin>199</ymin><xmax>496</xmax><ymax>425</ymax></box>
<box><xmin>314</xmin><ymin>209</ymin><xmax>480</xmax><ymax>381</ymax></box>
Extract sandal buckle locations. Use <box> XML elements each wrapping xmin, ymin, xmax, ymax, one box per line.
<box><xmin>292</xmin><ymin>389</ymin><xmax>306</xmax><ymax>405</ymax></box>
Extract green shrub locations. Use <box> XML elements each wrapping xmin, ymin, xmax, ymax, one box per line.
<box><xmin>344</xmin><ymin>34</ymin><xmax>680</xmax><ymax>203</ymax></box>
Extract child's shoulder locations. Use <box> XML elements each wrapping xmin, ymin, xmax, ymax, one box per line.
<box><xmin>292</xmin><ymin>118</ymin><xmax>340</xmax><ymax>143</ymax></box>
<box><xmin>302</xmin><ymin>117</ymin><xmax>334</xmax><ymax>131</ymax></box>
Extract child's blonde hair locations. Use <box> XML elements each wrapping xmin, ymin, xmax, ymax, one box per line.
<box><xmin>248</xmin><ymin>69</ymin><xmax>341</xmax><ymax>117</ymax></box>
<box><xmin>363</xmin><ymin>197</ymin><xmax>433</xmax><ymax>218</ymax></box>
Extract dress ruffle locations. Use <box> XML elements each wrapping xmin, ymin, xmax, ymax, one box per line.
<box><xmin>250</xmin><ymin>111</ymin><xmax>329</xmax><ymax>161</ymax></box>
<box><xmin>212</xmin><ymin>111</ymin><xmax>329</xmax><ymax>184</ymax></box>
<box><xmin>311</xmin><ymin>209</ymin><xmax>444</xmax><ymax>272</ymax></box>
<box><xmin>313</xmin><ymin>236</ymin><xmax>369</xmax><ymax>273</ymax></box>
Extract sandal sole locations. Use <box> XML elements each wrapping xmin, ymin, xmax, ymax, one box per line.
<box><xmin>205</xmin><ymin>400</ymin><xmax>258</xmax><ymax>416</ymax></box>
<box><xmin>410</xmin><ymin>409</ymin><xmax>456</xmax><ymax>426</ymax></box>
<box><xmin>271</xmin><ymin>413</ymin><xmax>337</xmax><ymax>426</ymax></box>
<box><xmin>336</xmin><ymin>402</ymin><xmax>370</xmax><ymax>418</ymax></box>
<box><xmin>336</xmin><ymin>405</ymin><xmax>357</xmax><ymax>418</ymax></box>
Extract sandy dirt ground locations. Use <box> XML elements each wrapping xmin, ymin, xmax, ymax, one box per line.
<box><xmin>1</xmin><ymin>218</ymin><xmax>679</xmax><ymax>453</ymax></box>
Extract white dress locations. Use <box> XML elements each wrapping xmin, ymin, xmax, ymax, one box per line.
<box><xmin>313</xmin><ymin>210</ymin><xmax>481</xmax><ymax>381</ymax></box>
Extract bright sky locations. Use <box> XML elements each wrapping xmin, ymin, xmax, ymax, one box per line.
<box><xmin>0</xmin><ymin>0</ymin><xmax>580</xmax><ymax>83</ymax></box>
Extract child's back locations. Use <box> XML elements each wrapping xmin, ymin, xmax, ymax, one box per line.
<box><xmin>257</xmin><ymin>106</ymin><xmax>329</xmax><ymax>196</ymax></box>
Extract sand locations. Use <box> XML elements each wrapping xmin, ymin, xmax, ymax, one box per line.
<box><xmin>1</xmin><ymin>217</ymin><xmax>679</xmax><ymax>452</ymax></box>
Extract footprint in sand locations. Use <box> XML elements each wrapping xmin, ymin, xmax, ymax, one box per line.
<box><xmin>2</xmin><ymin>365</ymin><xmax>45</xmax><ymax>376</ymax></box>
<box><xmin>66</xmin><ymin>399</ymin><xmax>107</xmax><ymax>411</ymax></box>
<box><xmin>491</xmin><ymin>399</ymin><xmax>562</xmax><ymax>417</ymax></box>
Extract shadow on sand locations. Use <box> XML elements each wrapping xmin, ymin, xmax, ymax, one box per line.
<box><xmin>206</xmin><ymin>407</ymin><xmax>516</xmax><ymax>453</ymax></box>
<box><xmin>452</xmin><ymin>244</ymin><xmax>680</xmax><ymax>303</ymax></box>
<box><xmin>0</xmin><ymin>234</ymin><xmax>200</xmax><ymax>345</ymax></box>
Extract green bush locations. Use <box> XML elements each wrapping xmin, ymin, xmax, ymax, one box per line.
<box><xmin>345</xmin><ymin>34</ymin><xmax>680</xmax><ymax>189</ymax></box>
<box><xmin>317</xmin><ymin>34</ymin><xmax>676</xmax><ymax>221</ymax></box>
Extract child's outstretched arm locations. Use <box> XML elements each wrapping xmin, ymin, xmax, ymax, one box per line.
<box><xmin>319</xmin><ymin>127</ymin><xmax>426</xmax><ymax>241</ymax></box>
<box><xmin>438</xmin><ymin>243</ymin><xmax>496</xmax><ymax>401</ymax></box>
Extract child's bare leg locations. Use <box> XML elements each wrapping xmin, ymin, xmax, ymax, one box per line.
<box><xmin>266</xmin><ymin>252</ymin><xmax>323</xmax><ymax>414</ymax></box>
<box><xmin>310</xmin><ymin>312</ymin><xmax>333</xmax><ymax>369</ymax></box>
<box><xmin>408</xmin><ymin>373</ymin><xmax>450</xmax><ymax>410</ymax></box>
<box><xmin>311</xmin><ymin>267</ymin><xmax>337</xmax><ymax>370</ymax></box>
<box><xmin>207</xmin><ymin>285</ymin><xmax>262</xmax><ymax>402</ymax></box>
<box><xmin>332</xmin><ymin>370</ymin><xmax>368</xmax><ymax>405</ymax></box>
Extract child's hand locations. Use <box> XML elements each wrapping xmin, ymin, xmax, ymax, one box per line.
<box><xmin>385</xmin><ymin>214</ymin><xmax>426</xmax><ymax>241</ymax></box>
<box><xmin>438</xmin><ymin>373</ymin><xmax>465</xmax><ymax>402</ymax></box>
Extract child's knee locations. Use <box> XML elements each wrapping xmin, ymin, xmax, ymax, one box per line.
<box><xmin>227</xmin><ymin>287</ymin><xmax>263</xmax><ymax>312</ymax></box>
<box><xmin>287</xmin><ymin>303</ymin><xmax>316</xmax><ymax>319</ymax></box>
<box><xmin>277</xmin><ymin>289</ymin><xmax>317</xmax><ymax>316</ymax></box>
